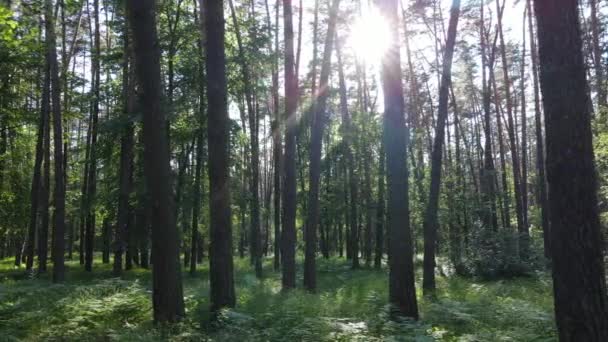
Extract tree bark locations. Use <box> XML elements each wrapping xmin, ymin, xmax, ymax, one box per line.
<box><xmin>533</xmin><ymin>0</ymin><xmax>608</xmax><ymax>340</ymax></box>
<box><xmin>526</xmin><ymin>0</ymin><xmax>550</xmax><ymax>258</ymax></box>
<box><xmin>45</xmin><ymin>0</ymin><xmax>66</xmax><ymax>283</ymax></box>
<box><xmin>336</xmin><ymin>37</ymin><xmax>359</xmax><ymax>269</ymax></box>
<box><xmin>202</xmin><ymin>0</ymin><xmax>236</xmax><ymax>311</ymax></box>
<box><xmin>84</xmin><ymin>0</ymin><xmax>101</xmax><ymax>272</ymax></box>
<box><xmin>281</xmin><ymin>0</ymin><xmax>298</xmax><ymax>290</ymax></box>
<box><xmin>114</xmin><ymin>19</ymin><xmax>134</xmax><ymax>275</ymax></box>
<box><xmin>374</xmin><ymin>140</ymin><xmax>385</xmax><ymax>269</ymax></box>
<box><xmin>303</xmin><ymin>0</ymin><xmax>340</xmax><ymax>291</ymax></box>
<box><xmin>26</xmin><ymin>62</ymin><xmax>49</xmax><ymax>271</ymax></box>
<box><xmin>495</xmin><ymin>0</ymin><xmax>525</xmax><ymax>242</ymax></box>
<box><xmin>228</xmin><ymin>0</ymin><xmax>262</xmax><ymax>278</ymax></box>
<box><xmin>422</xmin><ymin>0</ymin><xmax>460</xmax><ymax>295</ymax></box>
<box><xmin>378</xmin><ymin>0</ymin><xmax>418</xmax><ymax>319</ymax></box>
<box><xmin>127</xmin><ymin>0</ymin><xmax>185</xmax><ymax>323</ymax></box>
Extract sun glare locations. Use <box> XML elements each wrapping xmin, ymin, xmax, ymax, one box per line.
<box><xmin>348</xmin><ymin>8</ymin><xmax>391</xmax><ymax>64</ymax></box>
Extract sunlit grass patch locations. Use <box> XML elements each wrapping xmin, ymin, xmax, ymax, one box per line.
<box><xmin>0</xmin><ymin>255</ymin><xmax>556</xmax><ymax>341</ymax></box>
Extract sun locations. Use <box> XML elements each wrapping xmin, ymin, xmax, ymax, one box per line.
<box><xmin>347</xmin><ymin>7</ymin><xmax>391</xmax><ymax>64</ymax></box>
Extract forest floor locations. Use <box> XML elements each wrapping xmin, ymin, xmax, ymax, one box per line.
<box><xmin>0</xmin><ymin>256</ymin><xmax>556</xmax><ymax>341</ymax></box>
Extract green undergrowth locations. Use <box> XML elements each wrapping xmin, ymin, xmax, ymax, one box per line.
<box><xmin>0</xmin><ymin>256</ymin><xmax>556</xmax><ymax>341</ymax></box>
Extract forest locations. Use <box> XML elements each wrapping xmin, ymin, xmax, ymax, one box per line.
<box><xmin>0</xmin><ymin>0</ymin><xmax>607</xmax><ymax>340</ymax></box>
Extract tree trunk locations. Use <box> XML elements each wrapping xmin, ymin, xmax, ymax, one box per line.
<box><xmin>304</xmin><ymin>0</ymin><xmax>340</xmax><ymax>291</ymax></box>
<box><xmin>190</xmin><ymin>132</ymin><xmax>204</xmax><ymax>275</ymax></box>
<box><xmin>590</xmin><ymin>0</ymin><xmax>606</xmax><ymax>109</ymax></box>
<box><xmin>479</xmin><ymin>2</ymin><xmax>499</xmax><ymax>232</ymax></box>
<box><xmin>84</xmin><ymin>0</ymin><xmax>101</xmax><ymax>272</ymax></box>
<box><xmin>496</xmin><ymin>0</ymin><xmax>525</xmax><ymax>243</ymax></box>
<box><xmin>422</xmin><ymin>0</ymin><xmax>460</xmax><ymax>295</ymax></box>
<box><xmin>526</xmin><ymin>0</ymin><xmax>550</xmax><ymax>258</ymax></box>
<box><xmin>336</xmin><ymin>37</ymin><xmax>359</xmax><ymax>269</ymax></box>
<box><xmin>281</xmin><ymin>0</ymin><xmax>298</xmax><ymax>290</ymax></box>
<box><xmin>127</xmin><ymin>0</ymin><xmax>185</xmax><ymax>323</ymax></box>
<box><xmin>374</xmin><ymin>141</ymin><xmax>385</xmax><ymax>269</ymax></box>
<box><xmin>26</xmin><ymin>63</ymin><xmax>49</xmax><ymax>271</ymax></box>
<box><xmin>114</xmin><ymin>20</ymin><xmax>134</xmax><ymax>275</ymax></box>
<box><xmin>202</xmin><ymin>0</ymin><xmax>236</xmax><ymax>311</ymax></box>
<box><xmin>228</xmin><ymin>0</ymin><xmax>262</xmax><ymax>278</ymax></box>
<box><xmin>519</xmin><ymin>9</ymin><xmax>529</xmax><ymax>257</ymax></box>
<box><xmin>45</xmin><ymin>0</ymin><xmax>66</xmax><ymax>283</ymax></box>
<box><xmin>379</xmin><ymin>0</ymin><xmax>418</xmax><ymax>319</ymax></box>
<box><xmin>533</xmin><ymin>0</ymin><xmax>608</xmax><ymax>340</ymax></box>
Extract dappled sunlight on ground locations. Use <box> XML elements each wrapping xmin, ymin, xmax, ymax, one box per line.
<box><xmin>0</xmin><ymin>256</ymin><xmax>556</xmax><ymax>341</ymax></box>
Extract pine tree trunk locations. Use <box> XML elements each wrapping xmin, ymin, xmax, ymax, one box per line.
<box><xmin>84</xmin><ymin>0</ymin><xmax>101</xmax><ymax>272</ymax></box>
<box><xmin>379</xmin><ymin>0</ymin><xmax>418</xmax><ymax>319</ymax></box>
<box><xmin>479</xmin><ymin>2</ymin><xmax>499</xmax><ymax>232</ymax></box>
<box><xmin>202</xmin><ymin>0</ymin><xmax>236</xmax><ymax>311</ymax></box>
<box><xmin>304</xmin><ymin>0</ymin><xmax>340</xmax><ymax>291</ymax></box>
<box><xmin>336</xmin><ymin>38</ymin><xmax>359</xmax><ymax>269</ymax></box>
<box><xmin>374</xmin><ymin>141</ymin><xmax>385</xmax><ymax>269</ymax></box>
<box><xmin>422</xmin><ymin>0</ymin><xmax>460</xmax><ymax>295</ymax></box>
<box><xmin>26</xmin><ymin>63</ymin><xmax>49</xmax><ymax>271</ymax></box>
<box><xmin>534</xmin><ymin>0</ymin><xmax>608</xmax><ymax>339</ymax></box>
<box><xmin>526</xmin><ymin>0</ymin><xmax>550</xmax><ymax>258</ymax></box>
<box><xmin>45</xmin><ymin>0</ymin><xmax>66</xmax><ymax>283</ymax></box>
<box><xmin>114</xmin><ymin>21</ymin><xmax>134</xmax><ymax>275</ymax></box>
<box><xmin>281</xmin><ymin>0</ymin><xmax>298</xmax><ymax>290</ymax></box>
<box><xmin>127</xmin><ymin>0</ymin><xmax>185</xmax><ymax>323</ymax></box>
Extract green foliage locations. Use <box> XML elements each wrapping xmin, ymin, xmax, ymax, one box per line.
<box><xmin>458</xmin><ymin>223</ymin><xmax>546</xmax><ymax>280</ymax></box>
<box><xmin>0</xmin><ymin>256</ymin><xmax>556</xmax><ymax>341</ymax></box>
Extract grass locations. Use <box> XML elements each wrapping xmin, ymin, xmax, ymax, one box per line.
<box><xmin>0</xmin><ymin>255</ymin><xmax>557</xmax><ymax>341</ymax></box>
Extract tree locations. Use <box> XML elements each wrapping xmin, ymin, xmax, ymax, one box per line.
<box><xmin>526</xmin><ymin>0</ymin><xmax>549</xmax><ymax>258</ymax></box>
<box><xmin>83</xmin><ymin>0</ymin><xmax>101</xmax><ymax>273</ymax></box>
<box><xmin>281</xmin><ymin>0</ymin><xmax>297</xmax><ymax>290</ymax></box>
<box><xmin>113</xmin><ymin>15</ymin><xmax>134</xmax><ymax>276</ymax></box>
<box><xmin>378</xmin><ymin>0</ymin><xmax>418</xmax><ymax>319</ymax></box>
<box><xmin>45</xmin><ymin>0</ymin><xmax>66</xmax><ymax>283</ymax></box>
<box><xmin>227</xmin><ymin>0</ymin><xmax>262</xmax><ymax>278</ymax></box>
<box><xmin>203</xmin><ymin>0</ymin><xmax>236</xmax><ymax>311</ymax></box>
<box><xmin>25</xmin><ymin>63</ymin><xmax>49</xmax><ymax>271</ymax></box>
<box><xmin>303</xmin><ymin>0</ymin><xmax>340</xmax><ymax>292</ymax></box>
<box><xmin>533</xmin><ymin>0</ymin><xmax>608</xmax><ymax>340</ymax></box>
<box><xmin>422</xmin><ymin>0</ymin><xmax>460</xmax><ymax>295</ymax></box>
<box><xmin>126</xmin><ymin>0</ymin><xmax>185</xmax><ymax>323</ymax></box>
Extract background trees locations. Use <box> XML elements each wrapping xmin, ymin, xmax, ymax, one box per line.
<box><xmin>0</xmin><ymin>0</ymin><xmax>607</xmax><ymax>339</ymax></box>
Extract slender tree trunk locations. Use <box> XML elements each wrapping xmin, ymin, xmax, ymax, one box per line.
<box><xmin>496</xmin><ymin>0</ymin><xmax>525</xmax><ymax>243</ymax></box>
<box><xmin>268</xmin><ymin>0</ymin><xmax>281</xmax><ymax>272</ymax></box>
<box><xmin>202</xmin><ymin>0</ymin><xmax>236</xmax><ymax>311</ymax></box>
<box><xmin>374</xmin><ymin>140</ymin><xmax>385</xmax><ymax>269</ymax></box>
<box><xmin>228</xmin><ymin>0</ymin><xmax>262</xmax><ymax>278</ymax></box>
<box><xmin>336</xmin><ymin>37</ymin><xmax>359</xmax><ymax>269</ymax></box>
<box><xmin>480</xmin><ymin>2</ymin><xmax>499</xmax><ymax>232</ymax></box>
<box><xmin>526</xmin><ymin>0</ymin><xmax>550</xmax><ymax>258</ymax></box>
<box><xmin>281</xmin><ymin>0</ymin><xmax>298</xmax><ymax>290</ymax></box>
<box><xmin>190</xmin><ymin>132</ymin><xmax>204</xmax><ymax>275</ymax></box>
<box><xmin>519</xmin><ymin>9</ymin><xmax>529</xmax><ymax>256</ymax></box>
<box><xmin>491</xmin><ymin>70</ymin><xmax>511</xmax><ymax>231</ymax></box>
<box><xmin>422</xmin><ymin>0</ymin><xmax>460</xmax><ymax>295</ymax></box>
<box><xmin>114</xmin><ymin>21</ymin><xmax>134</xmax><ymax>275</ymax></box>
<box><xmin>590</xmin><ymin>0</ymin><xmax>606</xmax><ymax>109</ymax></box>
<box><xmin>127</xmin><ymin>0</ymin><xmax>185</xmax><ymax>323</ymax></box>
<box><xmin>26</xmin><ymin>63</ymin><xmax>49</xmax><ymax>271</ymax></box>
<box><xmin>379</xmin><ymin>0</ymin><xmax>418</xmax><ymax>319</ymax></box>
<box><xmin>84</xmin><ymin>0</ymin><xmax>101</xmax><ymax>272</ymax></box>
<box><xmin>533</xmin><ymin>0</ymin><xmax>608</xmax><ymax>340</ymax></box>
<box><xmin>39</xmin><ymin>82</ymin><xmax>51</xmax><ymax>273</ymax></box>
<box><xmin>303</xmin><ymin>0</ymin><xmax>340</xmax><ymax>291</ymax></box>
<box><xmin>45</xmin><ymin>0</ymin><xmax>66</xmax><ymax>283</ymax></box>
